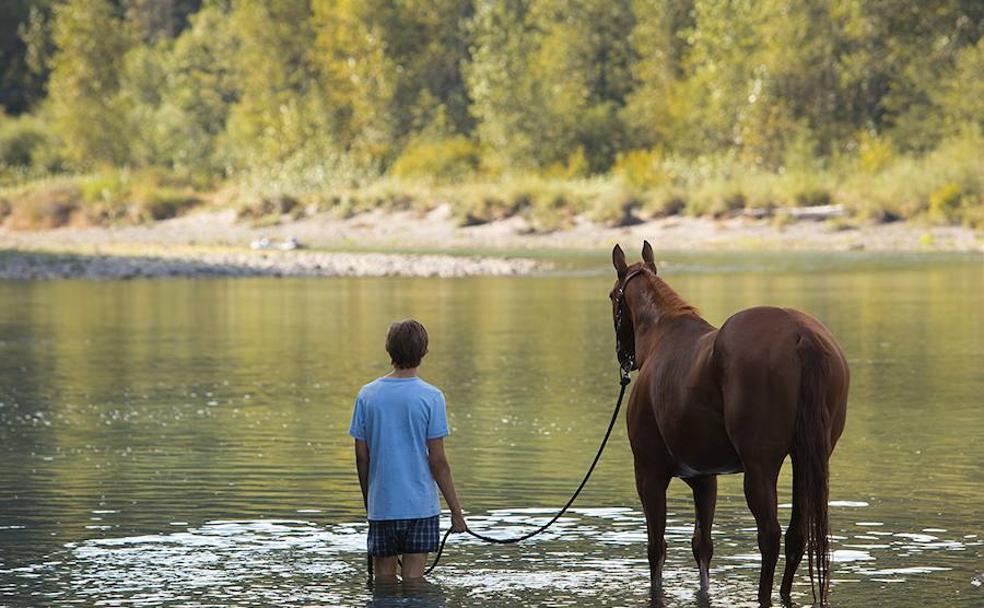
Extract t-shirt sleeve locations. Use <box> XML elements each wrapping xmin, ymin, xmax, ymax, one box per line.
<box><xmin>348</xmin><ymin>393</ymin><xmax>367</xmax><ymax>441</ymax></box>
<box><xmin>427</xmin><ymin>391</ymin><xmax>449</xmax><ymax>439</ymax></box>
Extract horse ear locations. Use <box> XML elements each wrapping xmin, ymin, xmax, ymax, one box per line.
<box><xmin>612</xmin><ymin>244</ymin><xmax>628</xmax><ymax>277</ymax></box>
<box><xmin>641</xmin><ymin>240</ymin><xmax>656</xmax><ymax>272</ymax></box>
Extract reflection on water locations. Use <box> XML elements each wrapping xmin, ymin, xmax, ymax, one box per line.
<box><xmin>3</xmin><ymin>508</ymin><xmax>980</xmax><ymax>607</ymax></box>
<box><xmin>1</xmin><ymin>252</ymin><xmax>983</xmax><ymax>607</ymax></box>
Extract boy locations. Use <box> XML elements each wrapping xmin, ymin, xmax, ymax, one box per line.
<box><xmin>349</xmin><ymin>319</ymin><xmax>467</xmax><ymax>581</ymax></box>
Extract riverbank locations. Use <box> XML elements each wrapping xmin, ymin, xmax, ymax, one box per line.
<box><xmin>1</xmin><ymin>205</ymin><xmax>981</xmax><ymax>280</ymax></box>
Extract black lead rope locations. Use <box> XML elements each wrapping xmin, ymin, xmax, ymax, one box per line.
<box><xmin>414</xmin><ymin>371</ymin><xmax>633</xmax><ymax>576</ymax></box>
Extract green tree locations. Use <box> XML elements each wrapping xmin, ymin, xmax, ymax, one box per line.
<box><xmin>311</xmin><ymin>0</ymin><xmax>397</xmax><ymax>162</ymax></box>
<box><xmin>527</xmin><ymin>0</ymin><xmax>636</xmax><ymax>172</ymax></box>
<box><xmin>312</xmin><ymin>0</ymin><xmax>474</xmax><ymax>165</ymax></box>
<box><xmin>936</xmin><ymin>37</ymin><xmax>984</xmax><ymax>132</ymax></box>
<box><xmin>622</xmin><ymin>0</ymin><xmax>694</xmax><ymax>150</ymax></box>
<box><xmin>834</xmin><ymin>0</ymin><xmax>984</xmax><ymax>149</ymax></box>
<box><xmin>124</xmin><ymin>0</ymin><xmax>204</xmax><ymax>42</ymax></box>
<box><xmin>224</xmin><ymin>0</ymin><xmax>321</xmax><ymax>166</ymax></box>
<box><xmin>465</xmin><ymin>0</ymin><xmax>542</xmax><ymax>171</ymax></box>
<box><xmin>0</xmin><ymin>0</ymin><xmax>57</xmax><ymax>115</ymax></box>
<box><xmin>47</xmin><ymin>0</ymin><xmax>133</xmax><ymax>167</ymax></box>
<box><xmin>468</xmin><ymin>0</ymin><xmax>635</xmax><ymax>173</ymax></box>
<box><xmin>155</xmin><ymin>4</ymin><xmax>239</xmax><ymax>174</ymax></box>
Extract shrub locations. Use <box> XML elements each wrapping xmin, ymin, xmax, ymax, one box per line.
<box><xmin>795</xmin><ymin>188</ymin><xmax>832</xmax><ymax>207</ymax></box>
<box><xmin>237</xmin><ymin>194</ymin><xmax>299</xmax><ymax>219</ymax></box>
<box><xmin>544</xmin><ymin>147</ymin><xmax>591</xmax><ymax>180</ymax></box>
<box><xmin>928</xmin><ymin>182</ymin><xmax>964</xmax><ymax>224</ymax></box>
<box><xmin>857</xmin><ymin>131</ymin><xmax>895</xmax><ymax>174</ymax></box>
<box><xmin>390</xmin><ymin>136</ymin><xmax>480</xmax><ymax>183</ymax></box>
<box><xmin>3</xmin><ymin>181</ymin><xmax>83</xmax><ymax>230</ymax></box>
<box><xmin>138</xmin><ymin>188</ymin><xmax>200</xmax><ymax>221</ymax></box>
<box><xmin>526</xmin><ymin>188</ymin><xmax>577</xmax><ymax>232</ymax></box>
<box><xmin>80</xmin><ymin>171</ymin><xmax>130</xmax><ymax>205</ymax></box>
<box><xmin>959</xmin><ymin>201</ymin><xmax>984</xmax><ymax>230</ymax></box>
<box><xmin>455</xmin><ymin>191</ymin><xmax>523</xmax><ymax>226</ymax></box>
<box><xmin>0</xmin><ymin>114</ymin><xmax>49</xmax><ymax>167</ymax></box>
<box><xmin>612</xmin><ymin>149</ymin><xmax>665</xmax><ymax>189</ymax></box>
<box><xmin>236</xmin><ymin>144</ymin><xmax>374</xmax><ymax>200</ymax></box>
<box><xmin>582</xmin><ymin>180</ymin><xmax>641</xmax><ymax>227</ymax></box>
<box><xmin>688</xmin><ymin>180</ymin><xmax>747</xmax><ymax>217</ymax></box>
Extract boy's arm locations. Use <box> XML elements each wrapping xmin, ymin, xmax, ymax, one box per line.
<box><xmin>354</xmin><ymin>440</ymin><xmax>370</xmax><ymax>511</ymax></box>
<box><xmin>427</xmin><ymin>438</ymin><xmax>467</xmax><ymax>532</ymax></box>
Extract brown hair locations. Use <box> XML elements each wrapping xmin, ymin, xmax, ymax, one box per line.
<box><xmin>386</xmin><ymin>319</ymin><xmax>429</xmax><ymax>369</ymax></box>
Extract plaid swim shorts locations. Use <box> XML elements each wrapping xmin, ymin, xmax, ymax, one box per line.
<box><xmin>367</xmin><ymin>515</ymin><xmax>440</xmax><ymax>557</ymax></box>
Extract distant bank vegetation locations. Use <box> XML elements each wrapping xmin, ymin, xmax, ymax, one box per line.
<box><xmin>0</xmin><ymin>0</ymin><xmax>982</xmax><ymax>231</ymax></box>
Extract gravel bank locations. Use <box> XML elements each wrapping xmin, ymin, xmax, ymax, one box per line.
<box><xmin>4</xmin><ymin>205</ymin><xmax>983</xmax><ymax>254</ymax></box>
<box><xmin>1</xmin><ymin>205</ymin><xmax>981</xmax><ymax>281</ymax></box>
<box><xmin>0</xmin><ymin>248</ymin><xmax>539</xmax><ymax>280</ymax></box>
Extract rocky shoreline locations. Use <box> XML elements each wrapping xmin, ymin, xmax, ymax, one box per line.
<box><xmin>1</xmin><ymin>205</ymin><xmax>981</xmax><ymax>280</ymax></box>
<box><xmin>0</xmin><ymin>248</ymin><xmax>539</xmax><ymax>280</ymax></box>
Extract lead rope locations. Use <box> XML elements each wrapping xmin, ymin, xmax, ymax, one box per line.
<box><xmin>416</xmin><ymin>370</ymin><xmax>632</xmax><ymax>576</ymax></box>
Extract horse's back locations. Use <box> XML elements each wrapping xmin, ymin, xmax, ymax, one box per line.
<box><xmin>715</xmin><ymin>306</ymin><xmax>848</xmax><ymax>460</ymax></box>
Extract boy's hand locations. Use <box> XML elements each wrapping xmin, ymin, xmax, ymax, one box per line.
<box><xmin>450</xmin><ymin>509</ymin><xmax>468</xmax><ymax>533</ymax></box>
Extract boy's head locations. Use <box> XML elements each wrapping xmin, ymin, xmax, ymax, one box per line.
<box><xmin>386</xmin><ymin>319</ymin><xmax>429</xmax><ymax>369</ymax></box>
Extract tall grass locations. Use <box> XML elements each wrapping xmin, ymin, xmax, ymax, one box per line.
<box><xmin>2</xmin><ymin>127</ymin><xmax>982</xmax><ymax>232</ymax></box>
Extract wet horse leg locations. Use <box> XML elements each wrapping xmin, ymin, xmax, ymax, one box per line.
<box><xmin>685</xmin><ymin>475</ymin><xmax>717</xmax><ymax>593</ymax></box>
<box><xmin>636</xmin><ymin>469</ymin><xmax>670</xmax><ymax>595</ymax></box>
<box><xmin>780</xmin><ymin>459</ymin><xmax>805</xmax><ymax>601</ymax></box>
<box><xmin>743</xmin><ymin>463</ymin><xmax>782</xmax><ymax>606</ymax></box>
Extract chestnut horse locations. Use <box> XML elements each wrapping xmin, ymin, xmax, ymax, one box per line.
<box><xmin>610</xmin><ymin>242</ymin><xmax>848</xmax><ymax>606</ymax></box>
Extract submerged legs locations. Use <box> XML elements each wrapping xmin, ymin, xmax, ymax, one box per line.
<box><xmin>685</xmin><ymin>475</ymin><xmax>718</xmax><ymax>593</ymax></box>
<box><xmin>780</xmin><ymin>461</ymin><xmax>806</xmax><ymax>600</ymax></box>
<box><xmin>743</xmin><ymin>465</ymin><xmax>782</xmax><ymax>606</ymax></box>
<box><xmin>636</xmin><ymin>470</ymin><xmax>670</xmax><ymax>594</ymax></box>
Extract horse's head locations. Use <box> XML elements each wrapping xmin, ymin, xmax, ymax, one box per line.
<box><xmin>609</xmin><ymin>241</ymin><xmax>658</xmax><ymax>374</ymax></box>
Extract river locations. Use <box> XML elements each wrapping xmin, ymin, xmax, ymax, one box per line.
<box><xmin>1</xmin><ymin>251</ymin><xmax>982</xmax><ymax>607</ymax></box>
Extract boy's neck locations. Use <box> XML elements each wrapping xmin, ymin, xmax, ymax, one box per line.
<box><xmin>387</xmin><ymin>367</ymin><xmax>419</xmax><ymax>378</ymax></box>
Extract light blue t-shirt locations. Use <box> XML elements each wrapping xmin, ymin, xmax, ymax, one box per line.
<box><xmin>348</xmin><ymin>376</ymin><xmax>449</xmax><ymax>521</ymax></box>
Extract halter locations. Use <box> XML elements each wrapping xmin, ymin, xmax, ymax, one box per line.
<box><xmin>613</xmin><ymin>266</ymin><xmax>648</xmax><ymax>379</ymax></box>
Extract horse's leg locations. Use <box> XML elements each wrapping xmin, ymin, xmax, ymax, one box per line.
<box><xmin>636</xmin><ymin>468</ymin><xmax>671</xmax><ymax>595</ymax></box>
<box><xmin>780</xmin><ymin>458</ymin><xmax>804</xmax><ymax>601</ymax></box>
<box><xmin>743</xmin><ymin>463</ymin><xmax>782</xmax><ymax>606</ymax></box>
<box><xmin>685</xmin><ymin>475</ymin><xmax>717</xmax><ymax>593</ymax></box>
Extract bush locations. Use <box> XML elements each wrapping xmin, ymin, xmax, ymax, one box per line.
<box><xmin>612</xmin><ymin>149</ymin><xmax>665</xmax><ymax>189</ymax></box>
<box><xmin>842</xmin><ymin>125</ymin><xmax>983</xmax><ymax>223</ymax></box>
<box><xmin>237</xmin><ymin>194</ymin><xmax>299</xmax><ymax>219</ymax></box>
<box><xmin>688</xmin><ymin>180</ymin><xmax>747</xmax><ymax>217</ymax></box>
<box><xmin>0</xmin><ymin>114</ymin><xmax>49</xmax><ymax>167</ymax></box>
<box><xmin>138</xmin><ymin>188</ymin><xmax>200</xmax><ymax>220</ymax></box>
<box><xmin>544</xmin><ymin>147</ymin><xmax>591</xmax><ymax>180</ymax></box>
<box><xmin>455</xmin><ymin>190</ymin><xmax>524</xmax><ymax>226</ymax></box>
<box><xmin>3</xmin><ymin>180</ymin><xmax>82</xmax><ymax>230</ymax></box>
<box><xmin>390</xmin><ymin>136</ymin><xmax>480</xmax><ymax>183</ymax></box>
<box><xmin>928</xmin><ymin>182</ymin><xmax>964</xmax><ymax>224</ymax></box>
<box><xmin>857</xmin><ymin>131</ymin><xmax>895</xmax><ymax>174</ymax></box>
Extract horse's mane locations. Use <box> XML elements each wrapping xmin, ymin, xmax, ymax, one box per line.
<box><xmin>642</xmin><ymin>269</ymin><xmax>699</xmax><ymax>318</ymax></box>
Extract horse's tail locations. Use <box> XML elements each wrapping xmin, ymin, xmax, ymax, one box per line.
<box><xmin>792</xmin><ymin>332</ymin><xmax>832</xmax><ymax>604</ymax></box>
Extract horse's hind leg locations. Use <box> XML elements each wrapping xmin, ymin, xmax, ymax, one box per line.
<box><xmin>685</xmin><ymin>475</ymin><xmax>717</xmax><ymax>593</ymax></box>
<box><xmin>780</xmin><ymin>459</ymin><xmax>805</xmax><ymax>600</ymax></box>
<box><xmin>635</xmin><ymin>468</ymin><xmax>670</xmax><ymax>595</ymax></box>
<box><xmin>743</xmin><ymin>463</ymin><xmax>782</xmax><ymax>606</ymax></box>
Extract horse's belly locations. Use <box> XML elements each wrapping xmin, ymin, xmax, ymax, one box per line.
<box><xmin>675</xmin><ymin>459</ymin><xmax>743</xmax><ymax>479</ymax></box>
<box><xmin>659</xmin><ymin>408</ymin><xmax>742</xmax><ymax>478</ymax></box>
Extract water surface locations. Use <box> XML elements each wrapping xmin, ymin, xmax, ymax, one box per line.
<box><xmin>1</xmin><ymin>252</ymin><xmax>982</xmax><ymax>606</ymax></box>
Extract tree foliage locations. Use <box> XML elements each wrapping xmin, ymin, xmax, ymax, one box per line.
<box><xmin>0</xmin><ymin>0</ymin><xmax>979</xmax><ymax>175</ymax></box>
